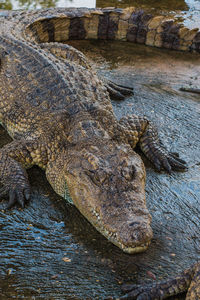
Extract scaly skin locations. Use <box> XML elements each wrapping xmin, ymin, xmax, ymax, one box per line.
<box><xmin>120</xmin><ymin>261</ymin><xmax>200</xmax><ymax>300</ymax></box>
<box><xmin>0</xmin><ymin>7</ymin><xmax>198</xmax><ymax>299</ymax></box>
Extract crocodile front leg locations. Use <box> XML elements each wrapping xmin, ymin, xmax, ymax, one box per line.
<box><xmin>120</xmin><ymin>261</ymin><xmax>200</xmax><ymax>299</ymax></box>
<box><xmin>0</xmin><ymin>139</ymin><xmax>46</xmax><ymax>208</ymax></box>
<box><xmin>118</xmin><ymin>114</ymin><xmax>187</xmax><ymax>173</ymax></box>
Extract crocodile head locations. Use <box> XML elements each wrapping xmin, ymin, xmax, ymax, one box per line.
<box><xmin>47</xmin><ymin>139</ymin><xmax>152</xmax><ymax>254</ymax></box>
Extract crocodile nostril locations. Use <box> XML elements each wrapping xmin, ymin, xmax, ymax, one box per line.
<box><xmin>129</xmin><ymin>221</ymin><xmax>140</xmax><ymax>227</ymax></box>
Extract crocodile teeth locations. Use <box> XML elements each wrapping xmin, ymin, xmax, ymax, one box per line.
<box><xmin>90</xmin><ymin>208</ymin><xmax>150</xmax><ymax>253</ymax></box>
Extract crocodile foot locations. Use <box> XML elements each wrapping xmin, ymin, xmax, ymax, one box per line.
<box><xmin>138</xmin><ymin>121</ymin><xmax>188</xmax><ymax>173</ymax></box>
<box><xmin>119</xmin><ymin>262</ymin><xmax>199</xmax><ymax>300</ymax></box>
<box><xmin>120</xmin><ymin>283</ymin><xmax>165</xmax><ymax>299</ymax></box>
<box><xmin>0</xmin><ymin>184</ymin><xmax>31</xmax><ymax>209</ymax></box>
<box><xmin>167</xmin><ymin>152</ymin><xmax>188</xmax><ymax>171</ymax></box>
<box><xmin>105</xmin><ymin>79</ymin><xmax>134</xmax><ymax>100</ymax></box>
<box><xmin>148</xmin><ymin>150</ymin><xmax>188</xmax><ymax>174</ymax></box>
<box><xmin>118</xmin><ymin>115</ymin><xmax>188</xmax><ymax>173</ymax></box>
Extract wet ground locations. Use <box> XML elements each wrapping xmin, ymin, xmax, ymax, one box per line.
<box><xmin>0</xmin><ymin>40</ymin><xmax>199</xmax><ymax>299</ymax></box>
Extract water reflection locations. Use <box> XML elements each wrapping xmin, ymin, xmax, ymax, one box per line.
<box><xmin>98</xmin><ymin>0</ymin><xmax>189</xmax><ymax>10</ymax></box>
<box><xmin>0</xmin><ymin>0</ymin><xmax>199</xmax><ymax>11</ymax></box>
<box><xmin>0</xmin><ymin>0</ymin><xmax>96</xmax><ymax>10</ymax></box>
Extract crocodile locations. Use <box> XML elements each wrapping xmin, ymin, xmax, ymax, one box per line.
<box><xmin>0</xmin><ymin>7</ymin><xmax>199</xmax><ymax>300</ymax></box>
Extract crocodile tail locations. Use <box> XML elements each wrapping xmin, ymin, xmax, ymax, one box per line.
<box><xmin>23</xmin><ymin>7</ymin><xmax>200</xmax><ymax>53</ymax></box>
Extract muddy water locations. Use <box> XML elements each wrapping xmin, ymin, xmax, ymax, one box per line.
<box><xmin>0</xmin><ymin>39</ymin><xmax>199</xmax><ymax>299</ymax></box>
<box><xmin>0</xmin><ymin>0</ymin><xmax>199</xmax><ymax>12</ymax></box>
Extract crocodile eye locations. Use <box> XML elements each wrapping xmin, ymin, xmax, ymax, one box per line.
<box><xmin>86</xmin><ymin>169</ymin><xmax>107</xmax><ymax>185</ymax></box>
<box><xmin>121</xmin><ymin>166</ymin><xmax>136</xmax><ymax>181</ymax></box>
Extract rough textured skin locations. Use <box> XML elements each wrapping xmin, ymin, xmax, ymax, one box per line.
<box><xmin>0</xmin><ymin>7</ymin><xmax>198</xmax><ymax>299</ymax></box>
<box><xmin>121</xmin><ymin>262</ymin><xmax>200</xmax><ymax>300</ymax></box>
<box><xmin>17</xmin><ymin>7</ymin><xmax>200</xmax><ymax>53</ymax></box>
<box><xmin>1</xmin><ymin>7</ymin><xmax>200</xmax><ymax>52</ymax></box>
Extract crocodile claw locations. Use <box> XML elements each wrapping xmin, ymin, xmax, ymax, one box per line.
<box><xmin>120</xmin><ymin>283</ymin><xmax>163</xmax><ymax>300</ymax></box>
<box><xmin>167</xmin><ymin>152</ymin><xmax>188</xmax><ymax>172</ymax></box>
<box><xmin>151</xmin><ymin>150</ymin><xmax>188</xmax><ymax>173</ymax></box>
<box><xmin>105</xmin><ymin>79</ymin><xmax>134</xmax><ymax>100</ymax></box>
<box><xmin>120</xmin><ymin>284</ymin><xmax>148</xmax><ymax>299</ymax></box>
<box><xmin>3</xmin><ymin>185</ymin><xmax>31</xmax><ymax>209</ymax></box>
<box><xmin>140</xmin><ymin>135</ymin><xmax>188</xmax><ymax>173</ymax></box>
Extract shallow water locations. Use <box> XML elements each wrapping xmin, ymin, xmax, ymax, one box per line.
<box><xmin>0</xmin><ymin>38</ymin><xmax>200</xmax><ymax>299</ymax></box>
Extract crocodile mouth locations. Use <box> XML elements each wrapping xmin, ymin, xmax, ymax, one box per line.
<box><xmin>107</xmin><ymin>233</ymin><xmax>151</xmax><ymax>254</ymax></box>
<box><xmin>91</xmin><ymin>208</ymin><xmax>151</xmax><ymax>254</ymax></box>
<box><xmin>102</xmin><ymin>228</ymin><xmax>151</xmax><ymax>254</ymax></box>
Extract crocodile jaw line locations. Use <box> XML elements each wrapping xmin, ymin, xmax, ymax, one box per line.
<box><xmin>91</xmin><ymin>208</ymin><xmax>150</xmax><ymax>254</ymax></box>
